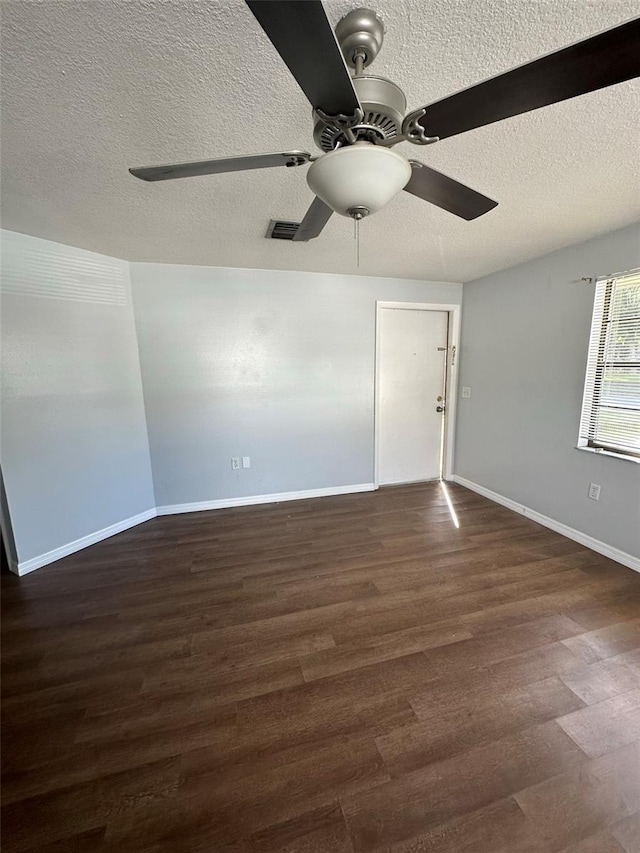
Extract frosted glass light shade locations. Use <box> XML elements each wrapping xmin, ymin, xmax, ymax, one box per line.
<box><xmin>306</xmin><ymin>142</ymin><xmax>412</xmax><ymax>218</ymax></box>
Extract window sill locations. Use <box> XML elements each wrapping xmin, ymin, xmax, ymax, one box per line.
<box><xmin>575</xmin><ymin>445</ymin><xmax>640</xmax><ymax>464</ymax></box>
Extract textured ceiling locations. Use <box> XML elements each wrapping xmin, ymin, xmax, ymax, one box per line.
<box><xmin>1</xmin><ymin>0</ymin><xmax>639</xmax><ymax>282</ymax></box>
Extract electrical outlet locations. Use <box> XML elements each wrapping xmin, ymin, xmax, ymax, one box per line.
<box><xmin>588</xmin><ymin>483</ymin><xmax>601</xmax><ymax>501</ymax></box>
<box><xmin>242</xmin><ymin>456</ymin><xmax>251</xmax><ymax>469</ymax></box>
<box><xmin>231</xmin><ymin>457</ymin><xmax>240</xmax><ymax>470</ymax></box>
<box><xmin>462</xmin><ymin>386</ymin><xmax>471</xmax><ymax>398</ymax></box>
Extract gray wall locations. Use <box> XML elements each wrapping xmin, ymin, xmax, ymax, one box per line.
<box><xmin>455</xmin><ymin>222</ymin><xmax>640</xmax><ymax>558</ymax></box>
<box><xmin>1</xmin><ymin>230</ymin><xmax>155</xmax><ymax>565</ymax></box>
<box><xmin>130</xmin><ymin>263</ymin><xmax>461</xmax><ymax>507</ymax></box>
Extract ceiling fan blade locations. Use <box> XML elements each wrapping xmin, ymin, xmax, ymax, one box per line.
<box><xmin>130</xmin><ymin>151</ymin><xmax>312</xmax><ymax>182</ymax></box>
<box><xmin>404</xmin><ymin>163</ymin><xmax>498</xmax><ymax>220</ymax></box>
<box><xmin>245</xmin><ymin>0</ymin><xmax>361</xmax><ymax>116</ymax></box>
<box><xmin>293</xmin><ymin>197</ymin><xmax>333</xmax><ymax>241</ymax></box>
<box><xmin>415</xmin><ymin>17</ymin><xmax>640</xmax><ymax>141</ymax></box>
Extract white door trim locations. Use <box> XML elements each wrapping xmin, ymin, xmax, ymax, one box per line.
<box><xmin>374</xmin><ymin>301</ymin><xmax>461</xmax><ymax>488</ymax></box>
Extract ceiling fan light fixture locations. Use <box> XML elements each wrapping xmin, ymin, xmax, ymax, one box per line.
<box><xmin>306</xmin><ymin>142</ymin><xmax>411</xmax><ymax>218</ymax></box>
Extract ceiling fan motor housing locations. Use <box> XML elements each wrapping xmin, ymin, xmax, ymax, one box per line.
<box><xmin>313</xmin><ymin>74</ymin><xmax>407</xmax><ymax>151</ymax></box>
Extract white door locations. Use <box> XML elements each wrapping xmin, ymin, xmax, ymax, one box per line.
<box><xmin>377</xmin><ymin>307</ymin><xmax>448</xmax><ymax>485</ymax></box>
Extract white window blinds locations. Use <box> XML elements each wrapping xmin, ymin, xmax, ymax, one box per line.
<box><xmin>578</xmin><ymin>268</ymin><xmax>640</xmax><ymax>459</ymax></box>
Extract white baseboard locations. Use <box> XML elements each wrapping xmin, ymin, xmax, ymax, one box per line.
<box><xmin>156</xmin><ymin>483</ymin><xmax>376</xmax><ymax>516</ymax></box>
<box><xmin>15</xmin><ymin>508</ymin><xmax>158</xmax><ymax>576</ymax></box>
<box><xmin>13</xmin><ymin>484</ymin><xmax>377</xmax><ymax>576</ymax></box>
<box><xmin>450</xmin><ymin>475</ymin><xmax>640</xmax><ymax>573</ymax></box>
<box><xmin>15</xmin><ymin>478</ymin><xmax>638</xmax><ymax>577</ymax></box>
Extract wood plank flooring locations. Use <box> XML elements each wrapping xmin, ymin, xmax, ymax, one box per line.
<box><xmin>2</xmin><ymin>481</ymin><xmax>639</xmax><ymax>852</ymax></box>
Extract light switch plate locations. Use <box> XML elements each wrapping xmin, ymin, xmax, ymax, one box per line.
<box><xmin>462</xmin><ymin>386</ymin><xmax>471</xmax><ymax>398</ymax></box>
<box><xmin>588</xmin><ymin>483</ymin><xmax>601</xmax><ymax>501</ymax></box>
<box><xmin>242</xmin><ymin>456</ymin><xmax>251</xmax><ymax>469</ymax></box>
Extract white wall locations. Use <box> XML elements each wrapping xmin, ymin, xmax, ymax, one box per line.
<box><xmin>3</xmin><ymin>223</ymin><xmax>636</xmax><ymax>574</ymax></box>
<box><xmin>454</xmin><ymin>222</ymin><xmax>640</xmax><ymax>561</ymax></box>
<box><xmin>130</xmin><ymin>263</ymin><xmax>462</xmax><ymax>508</ymax></box>
<box><xmin>1</xmin><ymin>230</ymin><xmax>155</xmax><ymax>571</ymax></box>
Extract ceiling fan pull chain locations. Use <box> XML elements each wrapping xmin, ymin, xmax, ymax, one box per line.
<box><xmin>353</xmin><ymin>215</ymin><xmax>357</xmax><ymax>265</ymax></box>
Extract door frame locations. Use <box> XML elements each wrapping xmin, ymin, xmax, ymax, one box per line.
<box><xmin>374</xmin><ymin>301</ymin><xmax>461</xmax><ymax>488</ymax></box>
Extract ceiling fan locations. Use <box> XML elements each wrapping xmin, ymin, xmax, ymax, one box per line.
<box><xmin>129</xmin><ymin>2</ymin><xmax>640</xmax><ymax>241</ymax></box>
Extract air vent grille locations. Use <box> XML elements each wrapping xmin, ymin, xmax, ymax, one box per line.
<box><xmin>266</xmin><ymin>220</ymin><xmax>300</xmax><ymax>240</ymax></box>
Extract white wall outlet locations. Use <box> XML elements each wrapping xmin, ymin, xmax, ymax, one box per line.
<box><xmin>462</xmin><ymin>386</ymin><xmax>471</xmax><ymax>398</ymax></box>
<box><xmin>231</xmin><ymin>457</ymin><xmax>240</xmax><ymax>470</ymax></box>
<box><xmin>588</xmin><ymin>483</ymin><xmax>601</xmax><ymax>501</ymax></box>
<box><xmin>242</xmin><ymin>456</ymin><xmax>251</xmax><ymax>469</ymax></box>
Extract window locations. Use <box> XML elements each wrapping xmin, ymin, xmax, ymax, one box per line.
<box><xmin>578</xmin><ymin>268</ymin><xmax>640</xmax><ymax>461</ymax></box>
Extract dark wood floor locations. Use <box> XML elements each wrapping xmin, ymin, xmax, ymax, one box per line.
<box><xmin>2</xmin><ymin>482</ymin><xmax>639</xmax><ymax>852</ymax></box>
